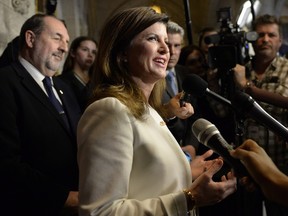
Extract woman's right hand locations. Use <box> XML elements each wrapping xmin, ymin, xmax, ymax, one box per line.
<box><xmin>188</xmin><ymin>158</ymin><xmax>237</xmax><ymax>207</ymax></box>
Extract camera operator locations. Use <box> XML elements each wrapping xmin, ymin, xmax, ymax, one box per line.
<box><xmin>233</xmin><ymin>14</ymin><xmax>288</xmax><ymax>216</ymax></box>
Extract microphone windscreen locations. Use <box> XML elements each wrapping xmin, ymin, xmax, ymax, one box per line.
<box><xmin>182</xmin><ymin>74</ymin><xmax>208</xmax><ymax>97</ymax></box>
<box><xmin>192</xmin><ymin>118</ymin><xmax>219</xmax><ymax>145</ymax></box>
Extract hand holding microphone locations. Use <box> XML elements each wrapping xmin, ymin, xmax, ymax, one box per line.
<box><xmin>164</xmin><ymin>93</ymin><xmax>194</xmax><ymax>120</ymax></box>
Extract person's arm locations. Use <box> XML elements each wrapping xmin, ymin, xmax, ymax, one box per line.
<box><xmin>245</xmin><ymin>86</ymin><xmax>288</xmax><ymax>109</ymax></box>
<box><xmin>163</xmin><ymin>93</ymin><xmax>194</xmax><ymax>120</ymax></box>
<box><xmin>230</xmin><ymin>139</ymin><xmax>288</xmax><ymax>207</ymax></box>
<box><xmin>182</xmin><ymin>145</ymin><xmax>196</xmax><ymax>160</ymax></box>
<box><xmin>233</xmin><ymin>64</ymin><xmax>288</xmax><ymax>109</ymax></box>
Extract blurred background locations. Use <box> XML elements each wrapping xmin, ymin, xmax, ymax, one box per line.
<box><xmin>1</xmin><ymin>0</ymin><xmax>288</xmax><ymax>55</ymax></box>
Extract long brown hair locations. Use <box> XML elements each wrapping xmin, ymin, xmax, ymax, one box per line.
<box><xmin>89</xmin><ymin>7</ymin><xmax>169</xmax><ymax>120</ymax></box>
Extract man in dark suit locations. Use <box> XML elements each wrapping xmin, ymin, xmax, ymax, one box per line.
<box><xmin>162</xmin><ymin>21</ymin><xmax>199</xmax><ymax>162</ymax></box>
<box><xmin>0</xmin><ymin>14</ymin><xmax>81</xmax><ymax>216</ymax></box>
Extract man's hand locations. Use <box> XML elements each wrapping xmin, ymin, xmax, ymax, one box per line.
<box><xmin>164</xmin><ymin>93</ymin><xmax>194</xmax><ymax>119</ymax></box>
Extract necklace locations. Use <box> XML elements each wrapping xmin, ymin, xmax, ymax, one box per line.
<box><xmin>74</xmin><ymin>72</ymin><xmax>89</xmax><ymax>86</ymax></box>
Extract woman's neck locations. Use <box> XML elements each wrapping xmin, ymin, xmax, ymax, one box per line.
<box><xmin>73</xmin><ymin>66</ymin><xmax>90</xmax><ymax>84</ymax></box>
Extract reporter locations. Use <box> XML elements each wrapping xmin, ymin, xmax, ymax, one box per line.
<box><xmin>230</xmin><ymin>139</ymin><xmax>288</xmax><ymax>207</ymax></box>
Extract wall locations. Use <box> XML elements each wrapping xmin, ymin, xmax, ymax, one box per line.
<box><xmin>1</xmin><ymin>0</ymin><xmax>288</xmax><ymax>56</ymax></box>
<box><xmin>0</xmin><ymin>0</ymin><xmax>35</xmax><ymax>54</ymax></box>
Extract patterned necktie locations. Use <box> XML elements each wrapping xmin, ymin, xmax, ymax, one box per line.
<box><xmin>43</xmin><ymin>77</ymin><xmax>70</xmax><ymax>130</ymax></box>
<box><xmin>166</xmin><ymin>70</ymin><xmax>177</xmax><ymax>95</ymax></box>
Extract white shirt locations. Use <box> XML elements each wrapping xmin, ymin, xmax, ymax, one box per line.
<box><xmin>19</xmin><ymin>56</ymin><xmax>62</xmax><ymax>103</ymax></box>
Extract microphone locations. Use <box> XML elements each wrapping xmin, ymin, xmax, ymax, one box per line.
<box><xmin>192</xmin><ymin>118</ymin><xmax>248</xmax><ymax>177</ymax></box>
<box><xmin>231</xmin><ymin>91</ymin><xmax>288</xmax><ymax>140</ymax></box>
<box><xmin>182</xmin><ymin>74</ymin><xmax>232</xmax><ymax>108</ymax></box>
<box><xmin>184</xmin><ymin>74</ymin><xmax>288</xmax><ymax>139</ymax></box>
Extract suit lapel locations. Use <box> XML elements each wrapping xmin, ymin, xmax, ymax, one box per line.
<box><xmin>13</xmin><ymin>63</ymin><xmax>72</xmax><ymax>135</ymax></box>
<box><xmin>53</xmin><ymin>77</ymin><xmax>81</xmax><ymax>136</ymax></box>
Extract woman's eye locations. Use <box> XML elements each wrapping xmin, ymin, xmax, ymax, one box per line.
<box><xmin>148</xmin><ymin>36</ymin><xmax>157</xmax><ymax>41</ymax></box>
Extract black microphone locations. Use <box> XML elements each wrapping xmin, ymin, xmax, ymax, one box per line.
<box><xmin>182</xmin><ymin>74</ymin><xmax>232</xmax><ymax>107</ymax></box>
<box><xmin>192</xmin><ymin>118</ymin><xmax>248</xmax><ymax>177</ymax></box>
<box><xmin>183</xmin><ymin>74</ymin><xmax>288</xmax><ymax>139</ymax></box>
<box><xmin>231</xmin><ymin>91</ymin><xmax>288</xmax><ymax>140</ymax></box>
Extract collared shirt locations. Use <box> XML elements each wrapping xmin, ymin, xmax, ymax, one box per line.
<box><xmin>245</xmin><ymin>56</ymin><xmax>288</xmax><ymax>170</ymax></box>
<box><xmin>19</xmin><ymin>56</ymin><xmax>62</xmax><ymax>103</ymax></box>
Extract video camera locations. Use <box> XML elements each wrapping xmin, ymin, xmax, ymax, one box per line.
<box><xmin>205</xmin><ymin>7</ymin><xmax>258</xmax><ymax>99</ymax></box>
<box><xmin>205</xmin><ymin>7</ymin><xmax>258</xmax><ymax>70</ymax></box>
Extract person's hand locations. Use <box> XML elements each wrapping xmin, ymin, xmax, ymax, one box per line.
<box><xmin>164</xmin><ymin>93</ymin><xmax>194</xmax><ymax>119</ymax></box>
<box><xmin>190</xmin><ymin>149</ymin><xmax>214</xmax><ymax>180</ymax></box>
<box><xmin>63</xmin><ymin>191</ymin><xmax>79</xmax><ymax>214</ymax></box>
<box><xmin>182</xmin><ymin>145</ymin><xmax>196</xmax><ymax>160</ymax></box>
<box><xmin>230</xmin><ymin>139</ymin><xmax>277</xmax><ymax>183</ymax></box>
<box><xmin>233</xmin><ymin>64</ymin><xmax>247</xmax><ymax>89</ymax></box>
<box><xmin>230</xmin><ymin>139</ymin><xmax>285</xmax><ymax>192</ymax></box>
<box><xmin>188</xmin><ymin>158</ymin><xmax>237</xmax><ymax>207</ymax></box>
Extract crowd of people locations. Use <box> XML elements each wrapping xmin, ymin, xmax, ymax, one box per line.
<box><xmin>0</xmin><ymin>5</ymin><xmax>288</xmax><ymax>216</ymax></box>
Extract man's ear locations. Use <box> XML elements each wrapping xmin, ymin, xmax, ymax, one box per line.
<box><xmin>25</xmin><ymin>30</ymin><xmax>36</xmax><ymax>48</ymax></box>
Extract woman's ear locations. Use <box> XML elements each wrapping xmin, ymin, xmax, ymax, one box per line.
<box><xmin>70</xmin><ymin>49</ymin><xmax>76</xmax><ymax>58</ymax></box>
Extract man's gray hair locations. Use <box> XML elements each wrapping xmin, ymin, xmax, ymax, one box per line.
<box><xmin>167</xmin><ymin>21</ymin><xmax>185</xmax><ymax>37</ymax></box>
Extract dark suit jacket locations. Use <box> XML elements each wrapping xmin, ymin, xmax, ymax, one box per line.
<box><xmin>162</xmin><ymin>65</ymin><xmax>198</xmax><ymax>148</ymax></box>
<box><xmin>0</xmin><ymin>62</ymin><xmax>81</xmax><ymax>216</ymax></box>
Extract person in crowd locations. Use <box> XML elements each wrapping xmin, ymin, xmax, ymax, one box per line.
<box><xmin>197</xmin><ymin>27</ymin><xmax>222</xmax><ymax>96</ymax></box>
<box><xmin>162</xmin><ymin>21</ymin><xmax>199</xmax><ymax>161</ymax></box>
<box><xmin>0</xmin><ymin>14</ymin><xmax>81</xmax><ymax>216</ymax></box>
<box><xmin>230</xmin><ymin>139</ymin><xmax>288</xmax><ymax>208</ymax></box>
<box><xmin>198</xmin><ymin>27</ymin><xmax>218</xmax><ymax>60</ymax></box>
<box><xmin>178</xmin><ymin>44</ymin><xmax>207</xmax><ymax>78</ymax></box>
<box><xmin>233</xmin><ymin>14</ymin><xmax>288</xmax><ymax>216</ymax></box>
<box><xmin>163</xmin><ymin>21</ymin><xmax>216</xmax><ymax>180</ymax></box>
<box><xmin>77</xmin><ymin>6</ymin><xmax>237</xmax><ymax>216</ymax></box>
<box><xmin>59</xmin><ymin>36</ymin><xmax>98</xmax><ymax>112</ymax></box>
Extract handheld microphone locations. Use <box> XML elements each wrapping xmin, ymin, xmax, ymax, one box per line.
<box><xmin>179</xmin><ymin>92</ymin><xmax>192</xmax><ymax>107</ymax></box>
<box><xmin>182</xmin><ymin>74</ymin><xmax>232</xmax><ymax>108</ymax></box>
<box><xmin>192</xmin><ymin>118</ymin><xmax>248</xmax><ymax>177</ymax></box>
<box><xmin>231</xmin><ymin>91</ymin><xmax>288</xmax><ymax>140</ymax></box>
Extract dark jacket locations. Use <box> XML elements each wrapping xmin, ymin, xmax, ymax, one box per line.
<box><xmin>0</xmin><ymin>62</ymin><xmax>81</xmax><ymax>216</ymax></box>
<box><xmin>162</xmin><ymin>64</ymin><xmax>199</xmax><ymax>148</ymax></box>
